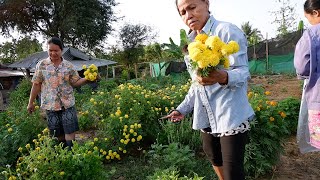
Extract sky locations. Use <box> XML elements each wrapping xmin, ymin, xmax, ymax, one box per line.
<box><xmin>112</xmin><ymin>0</ymin><xmax>306</xmax><ymax>45</ymax></box>
<box><xmin>0</xmin><ymin>0</ymin><xmax>307</xmax><ymax>48</ymax></box>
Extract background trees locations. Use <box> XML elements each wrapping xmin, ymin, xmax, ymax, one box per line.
<box><xmin>0</xmin><ymin>0</ymin><xmax>118</xmax><ymax>49</ymax></box>
<box><xmin>0</xmin><ymin>36</ymin><xmax>42</xmax><ymax>64</ymax></box>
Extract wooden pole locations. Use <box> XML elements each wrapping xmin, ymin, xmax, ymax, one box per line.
<box><xmin>112</xmin><ymin>66</ymin><xmax>116</xmax><ymax>79</ymax></box>
<box><xmin>134</xmin><ymin>63</ymin><xmax>138</xmax><ymax>79</ymax></box>
<box><xmin>265</xmin><ymin>33</ymin><xmax>269</xmax><ymax>73</ymax></box>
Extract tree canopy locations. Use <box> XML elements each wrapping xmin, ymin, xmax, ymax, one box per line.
<box><xmin>0</xmin><ymin>0</ymin><xmax>118</xmax><ymax>49</ymax></box>
<box><xmin>0</xmin><ymin>36</ymin><xmax>42</xmax><ymax>64</ymax></box>
<box><xmin>241</xmin><ymin>21</ymin><xmax>263</xmax><ymax>46</ymax></box>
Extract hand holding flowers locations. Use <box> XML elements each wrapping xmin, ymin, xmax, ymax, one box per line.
<box><xmin>187</xmin><ymin>34</ymin><xmax>240</xmax><ymax>77</ymax></box>
<box><xmin>83</xmin><ymin>64</ymin><xmax>99</xmax><ymax>81</ymax></box>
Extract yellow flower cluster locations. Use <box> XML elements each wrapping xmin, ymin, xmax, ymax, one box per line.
<box><xmin>188</xmin><ymin>34</ymin><xmax>240</xmax><ymax>76</ymax></box>
<box><xmin>83</xmin><ymin>64</ymin><xmax>98</xmax><ymax>81</ymax></box>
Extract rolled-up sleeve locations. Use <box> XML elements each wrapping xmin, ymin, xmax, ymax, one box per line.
<box><xmin>220</xmin><ymin>25</ymin><xmax>250</xmax><ymax>89</ymax></box>
<box><xmin>294</xmin><ymin>31</ymin><xmax>310</xmax><ymax>79</ymax></box>
<box><xmin>176</xmin><ymin>84</ymin><xmax>195</xmax><ymax>115</ymax></box>
<box><xmin>32</xmin><ymin>61</ymin><xmax>44</xmax><ymax>84</ymax></box>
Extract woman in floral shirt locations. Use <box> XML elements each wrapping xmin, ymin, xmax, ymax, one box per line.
<box><xmin>27</xmin><ymin>37</ymin><xmax>88</xmax><ymax>150</ymax></box>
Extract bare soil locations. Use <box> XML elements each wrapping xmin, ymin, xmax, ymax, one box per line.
<box><xmin>251</xmin><ymin>75</ymin><xmax>320</xmax><ymax>180</ymax></box>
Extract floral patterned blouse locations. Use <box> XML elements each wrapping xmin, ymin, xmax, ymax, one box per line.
<box><xmin>32</xmin><ymin>58</ymin><xmax>81</xmax><ymax>111</ymax></box>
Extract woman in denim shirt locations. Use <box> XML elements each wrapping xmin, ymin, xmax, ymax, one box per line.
<box><xmin>165</xmin><ymin>0</ymin><xmax>254</xmax><ymax>179</ymax></box>
<box><xmin>294</xmin><ymin>0</ymin><xmax>320</xmax><ymax>152</ymax></box>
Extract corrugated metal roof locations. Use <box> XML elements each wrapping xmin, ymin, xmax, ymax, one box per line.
<box><xmin>8</xmin><ymin>47</ymin><xmax>117</xmax><ymax>70</ymax></box>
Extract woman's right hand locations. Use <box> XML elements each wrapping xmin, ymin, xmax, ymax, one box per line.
<box><xmin>163</xmin><ymin>110</ymin><xmax>184</xmax><ymax>123</ymax></box>
<box><xmin>27</xmin><ymin>103</ymin><xmax>35</xmax><ymax>114</ymax></box>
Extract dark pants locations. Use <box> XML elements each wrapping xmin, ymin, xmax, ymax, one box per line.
<box><xmin>46</xmin><ymin>106</ymin><xmax>79</xmax><ymax>137</ymax></box>
<box><xmin>201</xmin><ymin>131</ymin><xmax>248</xmax><ymax>180</ymax></box>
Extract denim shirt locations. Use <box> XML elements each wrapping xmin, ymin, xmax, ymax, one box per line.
<box><xmin>294</xmin><ymin>23</ymin><xmax>320</xmax><ymax>110</ymax></box>
<box><xmin>176</xmin><ymin>16</ymin><xmax>255</xmax><ymax>133</ymax></box>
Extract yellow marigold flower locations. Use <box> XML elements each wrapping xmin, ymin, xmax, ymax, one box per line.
<box><xmin>82</xmin><ymin>65</ymin><xmax>87</xmax><ymax>69</ymax></box>
<box><xmin>124</xmin><ymin>114</ymin><xmax>129</xmax><ymax>118</ymax></box>
<box><xmin>8</xmin><ymin>176</ymin><xmax>17</xmax><ymax>180</ymax></box>
<box><xmin>94</xmin><ymin>146</ymin><xmax>99</xmax><ymax>151</ymax></box>
<box><xmin>247</xmin><ymin>92</ymin><xmax>254</xmax><ymax>99</ymax></box>
<box><xmin>130</xmin><ymin>125</ymin><xmax>135</xmax><ymax>129</ymax></box>
<box><xmin>270</xmin><ymin>101</ymin><xmax>277</xmax><ymax>106</ymax></box>
<box><xmin>137</xmin><ymin>124</ymin><xmax>142</xmax><ymax>128</ymax></box>
<box><xmin>123</xmin><ymin>150</ymin><xmax>127</xmax><ymax>154</ymax></box>
<box><xmin>124</xmin><ymin>140</ymin><xmax>128</xmax><ymax>145</ymax></box>
<box><xmin>36</xmin><ymin>147</ymin><xmax>40</xmax><ymax>151</ymax></box>
<box><xmin>120</xmin><ymin>139</ymin><xmax>125</xmax><ymax>143</ymax></box>
<box><xmin>90</xmin><ymin>98</ymin><xmax>95</xmax><ymax>103</ymax></box>
<box><xmin>94</xmin><ymin>138</ymin><xmax>98</xmax><ymax>142</ymax></box>
<box><xmin>227</xmin><ymin>41</ymin><xmax>240</xmax><ymax>53</ymax></box>
<box><xmin>5</xmin><ymin>123</ymin><xmax>10</xmax><ymax>127</ymax></box>
<box><xmin>280</xmin><ymin>112</ymin><xmax>287</xmax><ymax>118</ymax></box>
<box><xmin>133</xmin><ymin>132</ymin><xmax>138</xmax><ymax>136</ymax></box>
<box><xmin>223</xmin><ymin>57</ymin><xmax>230</xmax><ymax>69</ymax></box>
<box><xmin>119</xmin><ymin>147</ymin><xmax>123</xmax><ymax>151</ymax></box>
<box><xmin>137</xmin><ymin>135</ymin><xmax>142</xmax><ymax>141</ymax></box>
<box><xmin>115</xmin><ymin>154</ymin><xmax>120</xmax><ymax>159</ymax></box>
<box><xmin>18</xmin><ymin>147</ymin><xmax>23</xmax><ymax>152</ymax></box>
<box><xmin>106</xmin><ymin>155</ymin><xmax>110</xmax><ymax>160</ymax></box>
<box><xmin>256</xmin><ymin>107</ymin><xmax>261</xmax><ymax>111</ymax></box>
<box><xmin>25</xmin><ymin>144</ymin><xmax>31</xmax><ymax>149</ymax></box>
<box><xmin>7</xmin><ymin>128</ymin><xmax>13</xmax><ymax>133</ymax></box>
<box><xmin>195</xmin><ymin>33</ymin><xmax>208</xmax><ymax>44</ymax></box>
<box><xmin>205</xmin><ymin>35</ymin><xmax>225</xmax><ymax>50</ymax></box>
<box><xmin>115</xmin><ymin>110</ymin><xmax>121</xmax><ymax>116</ymax></box>
<box><xmin>265</xmin><ymin>91</ymin><xmax>271</xmax><ymax>96</ymax></box>
<box><xmin>102</xmin><ymin>151</ymin><xmax>107</xmax><ymax>155</ymax></box>
<box><xmin>125</xmin><ymin>135</ymin><xmax>130</xmax><ymax>139</ymax></box>
<box><xmin>35</xmin><ymin>105</ymin><xmax>39</xmax><ymax>109</ymax></box>
<box><xmin>269</xmin><ymin>117</ymin><xmax>275</xmax><ymax>122</ymax></box>
<box><xmin>112</xmin><ymin>152</ymin><xmax>117</xmax><ymax>156</ymax></box>
<box><xmin>129</xmin><ymin>129</ymin><xmax>134</xmax><ymax>134</ymax></box>
<box><xmin>124</xmin><ymin>125</ymin><xmax>128</xmax><ymax>129</ymax></box>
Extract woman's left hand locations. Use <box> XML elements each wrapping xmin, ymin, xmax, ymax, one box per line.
<box><xmin>196</xmin><ymin>69</ymin><xmax>228</xmax><ymax>86</ymax></box>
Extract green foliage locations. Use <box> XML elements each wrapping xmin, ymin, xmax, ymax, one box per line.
<box><xmin>0</xmin><ymin>78</ymin><xmax>46</xmax><ymax>167</ymax></box>
<box><xmin>278</xmin><ymin>97</ymin><xmax>300</xmax><ymax>134</ymax></box>
<box><xmin>0</xmin><ymin>0</ymin><xmax>118</xmax><ymax>49</ymax></box>
<box><xmin>241</xmin><ymin>21</ymin><xmax>263</xmax><ymax>46</ymax></box>
<box><xmin>271</xmin><ymin>0</ymin><xmax>297</xmax><ymax>37</ymax></box>
<box><xmin>148</xmin><ymin>167</ymin><xmax>204</xmax><ymax>180</ymax></box>
<box><xmin>3</xmin><ymin>131</ymin><xmax>108</xmax><ymax>180</ymax></box>
<box><xmin>157</xmin><ymin>119</ymin><xmax>202</xmax><ymax>151</ymax></box>
<box><xmin>147</xmin><ymin>143</ymin><xmax>197</xmax><ymax>176</ymax></box>
<box><xmin>245</xmin><ymin>90</ymin><xmax>290</xmax><ymax>178</ymax></box>
<box><xmin>0</xmin><ymin>36</ymin><xmax>42</xmax><ymax>64</ymax></box>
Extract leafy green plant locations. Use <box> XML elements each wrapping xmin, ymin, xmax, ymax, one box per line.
<box><xmin>147</xmin><ymin>143</ymin><xmax>196</xmax><ymax>176</ymax></box>
<box><xmin>157</xmin><ymin>118</ymin><xmax>202</xmax><ymax>151</ymax></box>
<box><xmin>278</xmin><ymin>97</ymin><xmax>300</xmax><ymax>134</ymax></box>
<box><xmin>148</xmin><ymin>167</ymin><xmax>204</xmax><ymax>180</ymax></box>
<box><xmin>245</xmin><ymin>90</ymin><xmax>290</xmax><ymax>178</ymax></box>
<box><xmin>3</xmin><ymin>130</ymin><xmax>108</xmax><ymax>180</ymax></box>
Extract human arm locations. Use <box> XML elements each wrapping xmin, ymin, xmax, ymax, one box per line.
<box><xmin>27</xmin><ymin>83</ymin><xmax>41</xmax><ymax>114</ymax></box>
<box><xmin>71</xmin><ymin>78</ymin><xmax>88</xmax><ymax>87</ymax></box>
<box><xmin>294</xmin><ymin>31</ymin><xmax>311</xmax><ymax>79</ymax></box>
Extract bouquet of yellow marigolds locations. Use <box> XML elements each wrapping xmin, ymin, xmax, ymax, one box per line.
<box><xmin>83</xmin><ymin>64</ymin><xmax>98</xmax><ymax>81</ymax></box>
<box><xmin>188</xmin><ymin>33</ymin><xmax>240</xmax><ymax>77</ymax></box>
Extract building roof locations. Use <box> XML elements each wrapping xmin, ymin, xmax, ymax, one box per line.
<box><xmin>0</xmin><ymin>69</ymin><xmax>25</xmax><ymax>77</ymax></box>
<box><xmin>8</xmin><ymin>47</ymin><xmax>117</xmax><ymax>71</ymax></box>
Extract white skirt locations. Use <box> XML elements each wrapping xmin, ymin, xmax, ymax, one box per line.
<box><xmin>297</xmin><ymin>79</ymin><xmax>320</xmax><ymax>153</ymax></box>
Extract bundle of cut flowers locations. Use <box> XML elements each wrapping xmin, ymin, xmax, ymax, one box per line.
<box><xmin>83</xmin><ymin>64</ymin><xmax>98</xmax><ymax>81</ymax></box>
<box><xmin>187</xmin><ymin>33</ymin><xmax>240</xmax><ymax>77</ymax></box>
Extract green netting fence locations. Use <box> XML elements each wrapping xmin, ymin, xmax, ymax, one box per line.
<box><xmin>249</xmin><ymin>53</ymin><xmax>295</xmax><ymax>74</ymax></box>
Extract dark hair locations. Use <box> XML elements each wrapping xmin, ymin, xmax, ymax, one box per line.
<box><xmin>47</xmin><ymin>37</ymin><xmax>64</xmax><ymax>50</ymax></box>
<box><xmin>304</xmin><ymin>0</ymin><xmax>320</xmax><ymax>14</ymax></box>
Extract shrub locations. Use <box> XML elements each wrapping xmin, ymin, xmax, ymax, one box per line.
<box><xmin>2</xmin><ymin>129</ymin><xmax>108</xmax><ymax>180</ymax></box>
<box><xmin>278</xmin><ymin>97</ymin><xmax>300</xmax><ymax>135</ymax></box>
<box><xmin>147</xmin><ymin>167</ymin><xmax>204</xmax><ymax>180</ymax></box>
<box><xmin>147</xmin><ymin>143</ymin><xmax>196</xmax><ymax>176</ymax></box>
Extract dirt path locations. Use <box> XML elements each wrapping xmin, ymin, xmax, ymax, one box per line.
<box><xmin>251</xmin><ymin>75</ymin><xmax>320</xmax><ymax>180</ymax></box>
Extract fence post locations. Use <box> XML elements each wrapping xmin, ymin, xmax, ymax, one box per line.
<box><xmin>266</xmin><ymin>33</ymin><xmax>269</xmax><ymax>73</ymax></box>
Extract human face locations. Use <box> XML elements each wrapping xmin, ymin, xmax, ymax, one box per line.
<box><xmin>48</xmin><ymin>43</ymin><xmax>62</xmax><ymax>62</ymax></box>
<box><xmin>177</xmin><ymin>0</ymin><xmax>210</xmax><ymax>32</ymax></box>
<box><xmin>305</xmin><ymin>10</ymin><xmax>320</xmax><ymax>25</ymax></box>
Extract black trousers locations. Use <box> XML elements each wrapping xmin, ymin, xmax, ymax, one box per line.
<box><xmin>201</xmin><ymin>130</ymin><xmax>248</xmax><ymax>180</ymax></box>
